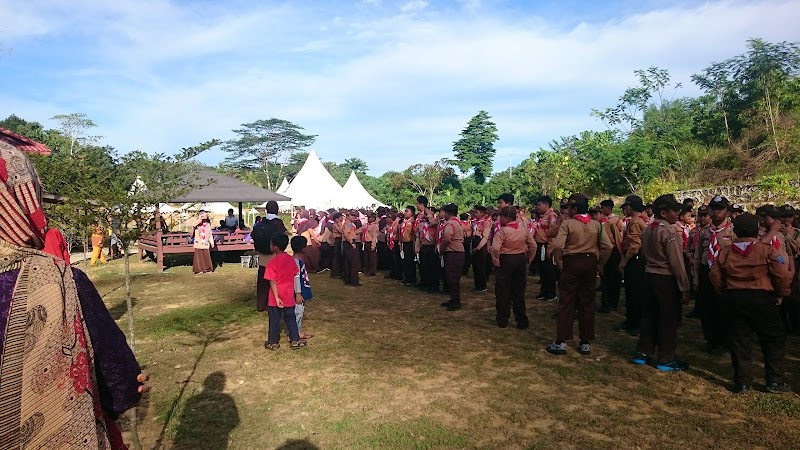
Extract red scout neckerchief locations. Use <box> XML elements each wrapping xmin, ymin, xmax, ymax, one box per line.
<box><xmin>708</xmin><ymin>220</ymin><xmax>731</xmax><ymax>267</ymax></box>
<box><xmin>362</xmin><ymin>223</ymin><xmax>370</xmax><ymax>243</ymax></box>
<box><xmin>731</xmin><ymin>241</ymin><xmax>756</xmax><ymax>257</ymax></box>
<box><xmin>401</xmin><ymin>218</ymin><xmax>412</xmax><ymax>241</ymax></box>
<box><xmin>505</xmin><ymin>222</ymin><xmax>519</xmax><ymax>229</ymax></box>
<box><xmin>473</xmin><ymin>217</ymin><xmax>485</xmax><ymax>236</ymax></box>
<box><xmin>574</xmin><ymin>214</ymin><xmax>591</xmax><ymax>224</ymax></box>
<box><xmin>678</xmin><ymin>222</ymin><xmax>690</xmax><ymax>248</ymax></box>
<box><xmin>527</xmin><ymin>217</ymin><xmax>537</xmax><ymax>236</ymax></box>
<box><xmin>387</xmin><ymin>220</ymin><xmax>396</xmax><ymax>250</ymax></box>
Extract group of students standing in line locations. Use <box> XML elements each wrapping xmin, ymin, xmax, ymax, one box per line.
<box><xmin>268</xmin><ymin>191</ymin><xmax>800</xmax><ymax>394</ymax></box>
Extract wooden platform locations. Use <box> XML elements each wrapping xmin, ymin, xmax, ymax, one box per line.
<box><xmin>138</xmin><ymin>230</ymin><xmax>254</xmax><ymax>271</ymax></box>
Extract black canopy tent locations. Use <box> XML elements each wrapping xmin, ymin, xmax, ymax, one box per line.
<box><xmin>169</xmin><ymin>169</ymin><xmax>291</xmax><ymax>226</ymax></box>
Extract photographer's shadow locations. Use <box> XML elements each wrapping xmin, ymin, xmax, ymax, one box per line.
<box><xmin>173</xmin><ymin>371</ymin><xmax>240</xmax><ymax>450</ymax></box>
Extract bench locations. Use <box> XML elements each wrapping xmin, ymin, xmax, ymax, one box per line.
<box><xmin>138</xmin><ymin>230</ymin><xmax>255</xmax><ymax>271</ymax></box>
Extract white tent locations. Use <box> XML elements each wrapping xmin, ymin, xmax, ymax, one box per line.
<box><xmin>275</xmin><ymin>177</ymin><xmax>290</xmax><ymax>195</ymax></box>
<box><xmin>275</xmin><ymin>177</ymin><xmax>292</xmax><ymax>210</ymax></box>
<box><xmin>337</xmin><ymin>171</ymin><xmax>386</xmax><ymax>208</ymax></box>
<box><xmin>272</xmin><ymin>149</ymin><xmax>344</xmax><ymax>210</ymax></box>
<box><xmin>184</xmin><ymin>202</ymin><xmax>237</xmax><ymax>214</ymax></box>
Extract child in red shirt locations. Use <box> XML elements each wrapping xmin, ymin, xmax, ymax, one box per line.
<box><xmin>264</xmin><ymin>233</ymin><xmax>306</xmax><ymax>350</ymax></box>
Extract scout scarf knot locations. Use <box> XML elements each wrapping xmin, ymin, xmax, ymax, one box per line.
<box><xmin>505</xmin><ymin>222</ymin><xmax>519</xmax><ymax>229</ymax></box>
<box><xmin>708</xmin><ymin>221</ymin><xmax>731</xmax><ymax>267</ymax></box>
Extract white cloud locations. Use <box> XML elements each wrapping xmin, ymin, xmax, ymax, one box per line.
<box><xmin>1</xmin><ymin>0</ymin><xmax>799</xmax><ymax>175</ymax></box>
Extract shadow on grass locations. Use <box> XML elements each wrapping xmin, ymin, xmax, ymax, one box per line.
<box><xmin>108</xmin><ymin>296</ymin><xmax>137</xmax><ymax>321</ymax></box>
<box><xmin>275</xmin><ymin>439</ymin><xmax>320</xmax><ymax>450</ymax></box>
<box><xmin>152</xmin><ymin>328</ymin><xmax>238</xmax><ymax>450</ymax></box>
<box><xmin>173</xmin><ymin>371</ymin><xmax>240</xmax><ymax>450</ymax></box>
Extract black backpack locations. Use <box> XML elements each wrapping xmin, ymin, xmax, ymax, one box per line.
<box><xmin>252</xmin><ymin>218</ymin><xmax>287</xmax><ymax>254</ymax></box>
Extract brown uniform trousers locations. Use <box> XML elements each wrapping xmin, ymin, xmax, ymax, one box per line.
<box><xmin>342</xmin><ymin>241</ymin><xmax>360</xmax><ymax>285</ymax></box>
<box><xmin>495</xmin><ymin>254</ymin><xmax>529</xmax><ymax>327</ymax></box>
<box><xmin>444</xmin><ymin>252</ymin><xmax>464</xmax><ymax>304</ymax></box>
<box><xmin>364</xmin><ymin>243</ymin><xmax>378</xmax><ymax>276</ymax></box>
<box><xmin>557</xmin><ymin>254</ymin><xmax>598</xmax><ymax>341</ymax></box>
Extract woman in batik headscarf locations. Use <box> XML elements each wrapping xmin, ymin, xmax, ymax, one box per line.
<box><xmin>192</xmin><ymin>210</ymin><xmax>215</xmax><ymax>274</ymax></box>
<box><xmin>0</xmin><ymin>142</ymin><xmax>148</xmax><ymax>449</ymax></box>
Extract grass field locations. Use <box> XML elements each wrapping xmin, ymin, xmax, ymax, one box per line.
<box><xmin>85</xmin><ymin>256</ymin><xmax>800</xmax><ymax>450</ymax></box>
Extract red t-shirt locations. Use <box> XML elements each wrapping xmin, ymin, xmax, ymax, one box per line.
<box><xmin>264</xmin><ymin>252</ymin><xmax>298</xmax><ymax>308</ymax></box>
<box><xmin>43</xmin><ymin>228</ymin><xmax>71</xmax><ymax>264</ymax></box>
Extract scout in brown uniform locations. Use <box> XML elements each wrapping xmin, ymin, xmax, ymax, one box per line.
<box><xmin>438</xmin><ymin>204</ymin><xmax>465</xmax><ymax>311</ymax></box>
<box><xmin>490</xmin><ymin>206</ymin><xmax>537</xmax><ymax>329</ymax></box>
<box><xmin>386</xmin><ymin>210</ymin><xmax>404</xmax><ymax>281</ymax></box>
<box><xmin>730</xmin><ymin>203</ymin><xmax>744</xmax><ymax>220</ymax></box>
<box><xmin>331</xmin><ymin>212</ymin><xmax>344</xmax><ymax>279</ymax></box>
<box><xmin>546</xmin><ymin>193</ymin><xmax>613</xmax><ymax>356</ymax></box>
<box><xmin>618</xmin><ymin>195</ymin><xmax>647</xmax><ymax>336</ymax></box>
<box><xmin>341</xmin><ymin>211</ymin><xmax>361</xmax><ymax>286</ymax></box>
<box><xmin>399</xmin><ymin>206</ymin><xmax>417</xmax><ymax>286</ymax></box>
<box><xmin>631</xmin><ymin>195</ymin><xmax>691</xmax><ymax>371</ymax></box>
<box><xmin>710</xmin><ymin>213</ymin><xmax>793</xmax><ymax>393</ymax></box>
<box><xmin>686</xmin><ymin>205</ymin><xmax>710</xmax><ymax>318</ymax></box>
<box><xmin>415</xmin><ymin>196</ymin><xmax>435</xmax><ymax>291</ymax></box>
<box><xmin>471</xmin><ymin>205</ymin><xmax>491</xmax><ymax>292</ymax></box>
<box><xmin>363</xmin><ymin>213</ymin><xmax>379</xmax><ymax>276</ymax></box>
<box><xmin>694</xmin><ymin>196</ymin><xmax>736</xmax><ymax>355</ymax></box>
<box><xmin>599</xmin><ymin>199</ymin><xmax>624</xmax><ymax>313</ymax></box>
<box><xmin>778</xmin><ymin>204</ymin><xmax>800</xmax><ymax>334</ymax></box>
<box><xmin>534</xmin><ymin>196</ymin><xmax>559</xmax><ymax>301</ymax></box>
<box><xmin>460</xmin><ymin>212</ymin><xmax>473</xmax><ymax>276</ymax></box>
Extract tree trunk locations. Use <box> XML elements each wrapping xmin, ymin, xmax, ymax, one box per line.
<box><xmin>123</xmin><ymin>250</ymin><xmax>143</xmax><ymax>450</ymax></box>
<box><xmin>763</xmin><ymin>82</ymin><xmax>781</xmax><ymax>159</ymax></box>
<box><xmin>83</xmin><ymin>237</ymin><xmax>88</xmax><ymax>268</ymax></box>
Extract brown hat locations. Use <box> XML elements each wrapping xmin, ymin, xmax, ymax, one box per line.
<box><xmin>756</xmin><ymin>205</ymin><xmax>780</xmax><ymax>218</ymax></box>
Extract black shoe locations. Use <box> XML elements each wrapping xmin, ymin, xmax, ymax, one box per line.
<box><xmin>766</xmin><ymin>382</ymin><xmax>792</xmax><ymax>394</ymax></box>
<box><xmin>497</xmin><ymin>320</ymin><xmax>509</xmax><ymax>328</ymax></box>
<box><xmin>446</xmin><ymin>302</ymin><xmax>462</xmax><ymax>311</ymax></box>
<box><xmin>733</xmin><ymin>384</ymin><xmax>752</xmax><ymax>394</ymax></box>
<box><xmin>516</xmin><ymin>320</ymin><xmax>529</xmax><ymax>330</ymax></box>
<box><xmin>628</xmin><ymin>328</ymin><xmax>640</xmax><ymax>337</ymax></box>
<box><xmin>536</xmin><ymin>293</ymin><xmax>546</xmax><ymax>300</ymax></box>
<box><xmin>615</xmin><ymin>321</ymin><xmax>630</xmax><ymax>332</ymax></box>
<box><xmin>472</xmin><ymin>287</ymin><xmax>487</xmax><ymax>293</ymax></box>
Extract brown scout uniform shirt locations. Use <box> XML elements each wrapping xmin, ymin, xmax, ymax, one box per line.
<box><xmin>534</xmin><ymin>209</ymin><xmax>559</xmax><ymax>245</ymax></box>
<box><xmin>474</xmin><ymin>218</ymin><xmax>492</xmax><ymax>251</ymax></box>
<box><xmin>603</xmin><ymin>214</ymin><xmax>624</xmax><ymax>253</ymax></box>
<box><xmin>490</xmin><ymin>223</ymin><xmax>537</xmax><ymax>267</ymax></box>
<box><xmin>622</xmin><ymin>214</ymin><xmax>647</xmax><ymax>260</ymax></box>
<box><xmin>710</xmin><ymin>239</ymin><xmax>792</xmax><ymax>296</ymax></box>
<box><xmin>365</xmin><ymin>222</ymin><xmax>379</xmax><ymax>249</ymax></box>
<box><xmin>694</xmin><ymin>220</ymin><xmax>736</xmax><ymax>273</ymax></box>
<box><xmin>440</xmin><ymin>217</ymin><xmax>465</xmax><ymax>253</ymax></box>
<box><xmin>642</xmin><ymin>219</ymin><xmax>690</xmax><ymax>293</ymax></box>
<box><xmin>342</xmin><ymin>220</ymin><xmax>357</xmax><ymax>244</ymax></box>
<box><xmin>553</xmin><ymin>217</ymin><xmax>613</xmax><ymax>267</ymax></box>
<box><xmin>400</xmin><ymin>218</ymin><xmax>415</xmax><ymax>243</ymax></box>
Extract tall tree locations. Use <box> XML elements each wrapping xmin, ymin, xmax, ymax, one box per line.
<box><xmin>453</xmin><ymin>110</ymin><xmax>499</xmax><ymax>184</ymax></box>
<box><xmin>51</xmin><ymin>113</ymin><xmax>102</xmax><ymax>155</ymax></box>
<box><xmin>221</xmin><ymin>118</ymin><xmax>317</xmax><ymax>190</ymax></box>
<box><xmin>398</xmin><ymin>159</ymin><xmax>455</xmax><ymax>206</ymax></box>
<box><xmin>340</xmin><ymin>157</ymin><xmax>369</xmax><ymax>174</ymax></box>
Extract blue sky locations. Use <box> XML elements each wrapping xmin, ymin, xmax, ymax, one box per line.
<box><xmin>1</xmin><ymin>0</ymin><xmax>799</xmax><ymax>175</ymax></box>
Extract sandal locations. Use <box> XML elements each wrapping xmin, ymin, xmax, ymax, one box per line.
<box><xmin>290</xmin><ymin>340</ymin><xmax>307</xmax><ymax>350</ymax></box>
<box><xmin>264</xmin><ymin>342</ymin><xmax>280</xmax><ymax>350</ymax></box>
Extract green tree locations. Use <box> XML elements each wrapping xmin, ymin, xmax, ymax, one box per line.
<box><xmin>221</xmin><ymin>119</ymin><xmax>317</xmax><ymax>190</ymax></box>
<box><xmin>453</xmin><ymin>110</ymin><xmax>499</xmax><ymax>184</ymax></box>
<box><xmin>398</xmin><ymin>159</ymin><xmax>455</xmax><ymax>206</ymax></box>
<box><xmin>340</xmin><ymin>157</ymin><xmax>369</xmax><ymax>175</ymax></box>
<box><xmin>51</xmin><ymin>113</ymin><xmax>102</xmax><ymax>155</ymax></box>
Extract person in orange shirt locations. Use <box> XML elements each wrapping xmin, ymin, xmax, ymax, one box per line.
<box><xmin>90</xmin><ymin>222</ymin><xmax>107</xmax><ymax>266</ymax></box>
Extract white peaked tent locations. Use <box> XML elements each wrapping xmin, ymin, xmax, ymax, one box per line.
<box><xmin>275</xmin><ymin>177</ymin><xmax>290</xmax><ymax>195</ymax></box>
<box><xmin>184</xmin><ymin>202</ymin><xmax>237</xmax><ymax>214</ymax></box>
<box><xmin>275</xmin><ymin>177</ymin><xmax>292</xmax><ymax>210</ymax></box>
<box><xmin>276</xmin><ymin>149</ymin><xmax>344</xmax><ymax>210</ymax></box>
<box><xmin>338</xmin><ymin>171</ymin><xmax>386</xmax><ymax>208</ymax></box>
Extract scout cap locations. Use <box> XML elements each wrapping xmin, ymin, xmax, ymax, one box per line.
<box><xmin>732</xmin><ymin>213</ymin><xmax>759</xmax><ymax>238</ymax></box>
<box><xmin>756</xmin><ymin>205</ymin><xmax>780</xmax><ymax>218</ymax></box>
<box><xmin>697</xmin><ymin>205</ymin><xmax>710</xmax><ymax>216</ymax></box>
<box><xmin>623</xmin><ymin>195</ymin><xmax>644</xmax><ymax>209</ymax></box>
<box><xmin>778</xmin><ymin>204</ymin><xmax>796</xmax><ymax>218</ymax></box>
<box><xmin>567</xmin><ymin>193</ymin><xmax>589</xmax><ymax>207</ymax></box>
<box><xmin>653</xmin><ymin>194</ymin><xmax>682</xmax><ymax>214</ymax></box>
<box><xmin>708</xmin><ymin>195</ymin><xmax>730</xmax><ymax>210</ymax></box>
<box><xmin>730</xmin><ymin>203</ymin><xmax>744</xmax><ymax>213</ymax></box>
